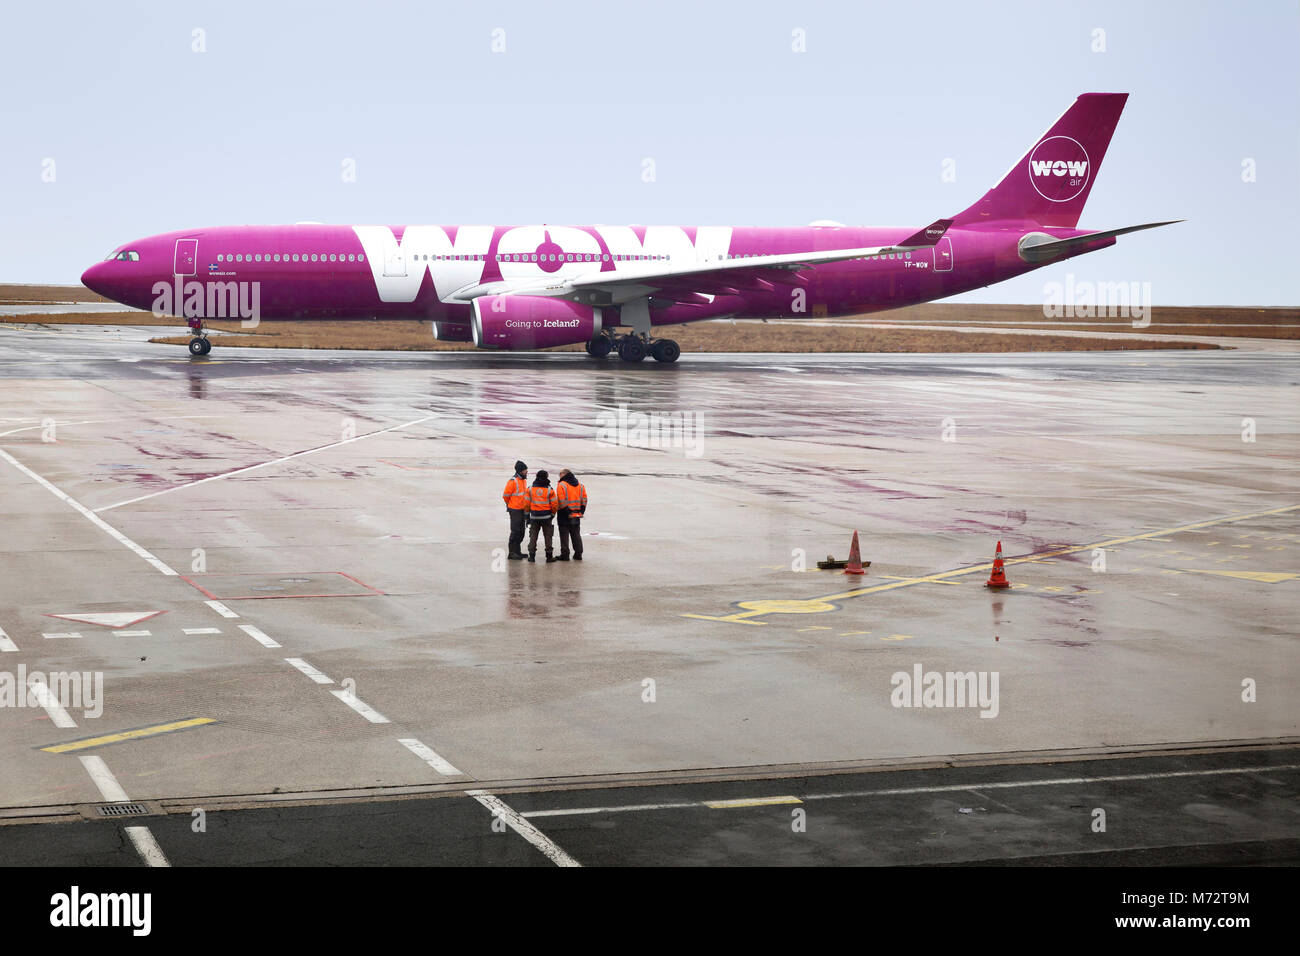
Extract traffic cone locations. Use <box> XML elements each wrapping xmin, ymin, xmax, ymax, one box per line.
<box><xmin>844</xmin><ymin>531</ymin><xmax>866</xmax><ymax>575</ymax></box>
<box><xmin>986</xmin><ymin>540</ymin><xmax>1010</xmax><ymax>589</ymax></box>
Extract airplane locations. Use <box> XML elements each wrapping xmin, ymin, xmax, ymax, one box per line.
<box><xmin>81</xmin><ymin>92</ymin><xmax>1178</xmax><ymax>362</ymax></box>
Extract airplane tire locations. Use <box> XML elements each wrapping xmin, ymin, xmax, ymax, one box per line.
<box><xmin>587</xmin><ymin>337</ymin><xmax>612</xmax><ymax>358</ymax></box>
<box><xmin>617</xmin><ymin>336</ymin><xmax>647</xmax><ymax>363</ymax></box>
<box><xmin>189</xmin><ymin>337</ymin><xmax>208</xmax><ymax>356</ymax></box>
<box><xmin>650</xmin><ymin>339</ymin><xmax>680</xmax><ymax>363</ymax></box>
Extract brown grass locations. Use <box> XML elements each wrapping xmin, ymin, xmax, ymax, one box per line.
<box><xmin>0</xmin><ymin>284</ymin><xmax>106</xmax><ymax>304</ymax></box>
<box><xmin>10</xmin><ymin>286</ymin><xmax>1291</xmax><ymax>352</ymax></box>
<box><xmin>143</xmin><ymin>321</ymin><xmax>1214</xmax><ymax>353</ymax></box>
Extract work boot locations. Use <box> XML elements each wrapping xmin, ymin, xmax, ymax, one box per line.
<box><xmin>557</xmin><ymin>553</ymin><xmax>570</xmax><ymax>561</ymax></box>
<box><xmin>527</xmin><ymin>552</ymin><xmax>536</xmax><ymax>563</ymax></box>
<box><xmin>574</xmin><ymin>554</ymin><xmax>583</xmax><ymax>561</ymax></box>
<box><xmin>545</xmin><ymin>552</ymin><xmax>556</xmax><ymax>563</ymax></box>
<box><xmin>507</xmin><ymin>552</ymin><xmax>524</xmax><ymax>561</ymax></box>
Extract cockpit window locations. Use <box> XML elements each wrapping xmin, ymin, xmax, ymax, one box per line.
<box><xmin>114</xmin><ymin>250</ymin><xmax>141</xmax><ymax>262</ymax></box>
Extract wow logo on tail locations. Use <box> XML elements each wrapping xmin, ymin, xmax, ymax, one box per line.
<box><xmin>1027</xmin><ymin>136</ymin><xmax>1090</xmax><ymax>202</ymax></box>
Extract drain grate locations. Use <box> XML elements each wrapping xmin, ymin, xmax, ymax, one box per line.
<box><xmin>97</xmin><ymin>803</ymin><xmax>147</xmax><ymax>817</ymax></box>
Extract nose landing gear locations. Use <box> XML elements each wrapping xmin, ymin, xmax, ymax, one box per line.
<box><xmin>186</xmin><ymin>318</ymin><xmax>212</xmax><ymax>356</ymax></box>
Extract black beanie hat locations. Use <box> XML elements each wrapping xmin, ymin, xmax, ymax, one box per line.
<box><xmin>514</xmin><ymin>460</ymin><xmax>527</xmax><ymax>473</ymax></box>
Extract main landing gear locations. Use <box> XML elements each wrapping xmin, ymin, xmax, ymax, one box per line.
<box><xmin>584</xmin><ymin>332</ymin><xmax>680</xmax><ymax>364</ymax></box>
<box><xmin>186</xmin><ymin>317</ymin><xmax>212</xmax><ymax>356</ymax></box>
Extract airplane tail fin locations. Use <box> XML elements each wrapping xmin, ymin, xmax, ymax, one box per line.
<box><xmin>952</xmin><ymin>93</ymin><xmax>1129</xmax><ymax>229</ymax></box>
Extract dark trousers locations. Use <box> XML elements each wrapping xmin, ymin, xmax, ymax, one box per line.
<box><xmin>527</xmin><ymin>519</ymin><xmax>554</xmax><ymax>555</ymax></box>
<box><xmin>507</xmin><ymin>509</ymin><xmax>526</xmax><ymax>555</ymax></box>
<box><xmin>558</xmin><ymin>517</ymin><xmax>583</xmax><ymax>557</ymax></box>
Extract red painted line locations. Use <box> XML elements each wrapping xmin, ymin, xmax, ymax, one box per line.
<box><xmin>177</xmin><ymin>575</ymin><xmax>221</xmax><ymax>600</ymax></box>
<box><xmin>207</xmin><ymin>591</ymin><xmax>383</xmax><ymax>601</ymax></box>
<box><xmin>331</xmin><ymin>570</ymin><xmax>386</xmax><ymax>595</ymax></box>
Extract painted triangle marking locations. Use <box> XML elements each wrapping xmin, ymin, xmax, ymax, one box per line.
<box><xmin>1182</xmin><ymin>570</ymin><xmax>1299</xmax><ymax>584</ymax></box>
<box><xmin>45</xmin><ymin>610</ymin><xmax>167</xmax><ymax>629</ymax></box>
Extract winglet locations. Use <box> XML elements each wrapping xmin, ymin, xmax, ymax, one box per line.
<box><xmin>897</xmin><ymin>219</ymin><xmax>953</xmax><ymax>248</ymax></box>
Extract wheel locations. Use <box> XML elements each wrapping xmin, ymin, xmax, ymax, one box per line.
<box><xmin>650</xmin><ymin>339</ymin><xmax>680</xmax><ymax>363</ymax></box>
<box><xmin>188</xmin><ymin>337</ymin><xmax>208</xmax><ymax>356</ymax></box>
<box><xmin>199</xmin><ymin>338</ymin><xmax>212</xmax><ymax>355</ymax></box>
<box><xmin>586</xmin><ymin>337</ymin><xmax>611</xmax><ymax>358</ymax></box>
<box><xmin>617</xmin><ymin>336</ymin><xmax>647</xmax><ymax>363</ymax></box>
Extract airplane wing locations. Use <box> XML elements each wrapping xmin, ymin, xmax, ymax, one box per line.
<box><xmin>446</xmin><ymin>220</ymin><xmax>954</xmax><ymax>304</ymax></box>
<box><xmin>1017</xmin><ymin>220</ymin><xmax>1183</xmax><ymax>263</ymax></box>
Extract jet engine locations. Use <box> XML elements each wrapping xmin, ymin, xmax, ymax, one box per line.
<box><xmin>471</xmin><ymin>296</ymin><xmax>601</xmax><ymax>350</ymax></box>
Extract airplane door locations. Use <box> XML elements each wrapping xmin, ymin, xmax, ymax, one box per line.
<box><xmin>934</xmin><ymin>236</ymin><xmax>953</xmax><ymax>273</ymax></box>
<box><xmin>174</xmin><ymin>239</ymin><xmax>198</xmax><ymax>276</ymax></box>
<box><xmin>384</xmin><ymin>250</ymin><xmax>406</xmax><ymax>277</ymax></box>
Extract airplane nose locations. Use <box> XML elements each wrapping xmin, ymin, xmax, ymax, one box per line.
<box><xmin>81</xmin><ymin>261</ymin><xmax>111</xmax><ymax>297</ymax></box>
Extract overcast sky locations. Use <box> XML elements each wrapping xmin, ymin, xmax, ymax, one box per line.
<box><xmin>2</xmin><ymin>0</ymin><xmax>1296</xmax><ymax>305</ymax></box>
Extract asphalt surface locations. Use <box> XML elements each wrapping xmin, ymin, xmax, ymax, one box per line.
<box><xmin>0</xmin><ymin>323</ymin><xmax>1295</xmax><ymax>866</ymax></box>
<box><xmin>2</xmin><ymin>743</ymin><xmax>1295</xmax><ymax>866</ymax></box>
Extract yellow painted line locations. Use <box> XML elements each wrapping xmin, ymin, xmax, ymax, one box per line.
<box><xmin>705</xmin><ymin>796</ymin><xmax>803</xmax><ymax>810</ymax></box>
<box><xmin>881</xmin><ymin>634</ymin><xmax>915</xmax><ymax>641</ymax></box>
<box><xmin>40</xmin><ymin>717</ymin><xmax>216</xmax><ymax>754</ymax></box>
<box><xmin>684</xmin><ymin>504</ymin><xmax>1300</xmax><ymax>625</ymax></box>
<box><xmin>1182</xmin><ymin>569</ymin><xmax>1299</xmax><ymax>584</ymax></box>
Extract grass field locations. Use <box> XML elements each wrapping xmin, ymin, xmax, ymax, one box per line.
<box><xmin>4</xmin><ymin>285</ymin><xmax>1293</xmax><ymax>352</ymax></box>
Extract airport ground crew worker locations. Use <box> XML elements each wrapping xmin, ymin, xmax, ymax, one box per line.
<box><xmin>555</xmin><ymin>468</ymin><xmax>587</xmax><ymax>561</ymax></box>
<box><xmin>526</xmin><ymin>469</ymin><xmax>558</xmax><ymax>563</ymax></box>
<box><xmin>503</xmin><ymin>460</ymin><xmax>529</xmax><ymax>560</ymax></box>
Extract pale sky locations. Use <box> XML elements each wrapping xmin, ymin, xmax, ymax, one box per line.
<box><xmin>2</xmin><ymin>0</ymin><xmax>1296</xmax><ymax>305</ymax></box>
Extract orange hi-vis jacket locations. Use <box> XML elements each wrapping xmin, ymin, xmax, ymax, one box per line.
<box><xmin>503</xmin><ymin>476</ymin><xmax>529</xmax><ymax>510</ymax></box>
<box><xmin>527</xmin><ymin>485</ymin><xmax>557</xmax><ymax>520</ymax></box>
<box><xmin>556</xmin><ymin>482</ymin><xmax>587</xmax><ymax>518</ymax></box>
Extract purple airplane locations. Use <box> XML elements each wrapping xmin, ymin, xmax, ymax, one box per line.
<box><xmin>82</xmin><ymin>93</ymin><xmax>1177</xmax><ymax>361</ymax></box>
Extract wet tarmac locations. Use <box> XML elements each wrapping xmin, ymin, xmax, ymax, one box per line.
<box><xmin>0</xmin><ymin>324</ymin><xmax>1295</xmax><ymax>864</ymax></box>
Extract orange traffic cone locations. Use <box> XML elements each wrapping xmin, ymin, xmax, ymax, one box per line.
<box><xmin>844</xmin><ymin>531</ymin><xmax>866</xmax><ymax>575</ymax></box>
<box><xmin>986</xmin><ymin>540</ymin><xmax>1010</xmax><ymax>589</ymax></box>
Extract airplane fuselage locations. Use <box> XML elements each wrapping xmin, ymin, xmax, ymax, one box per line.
<box><xmin>82</xmin><ymin>222</ymin><xmax>1110</xmax><ymax>327</ymax></box>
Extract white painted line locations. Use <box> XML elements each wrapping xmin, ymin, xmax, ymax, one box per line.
<box><xmin>95</xmin><ymin>414</ymin><xmax>438</xmax><ymax>512</ymax></box>
<box><xmin>0</xmin><ymin>448</ymin><xmax>178</xmax><ymax>576</ymax></box>
<box><xmin>48</xmin><ymin>611</ymin><xmax>163</xmax><ymax>628</ymax></box>
<box><xmin>78</xmin><ymin>755</ymin><xmax>129</xmax><ymax>801</ymax></box>
<box><xmin>467</xmin><ymin>790</ymin><xmax>580</xmax><ymax>867</ymax></box>
<box><xmin>42</xmin><ymin>632</ymin><xmax>82</xmax><ymax>640</ymax></box>
<box><xmin>183</xmin><ymin>627</ymin><xmax>221</xmax><ymax>635</ymax></box>
<box><xmin>330</xmin><ymin>690</ymin><xmax>390</xmax><ymax>723</ymax></box>
<box><xmin>285</xmin><ymin>658</ymin><xmax>334</xmax><ymax>684</ymax></box>
<box><xmin>519</xmin><ymin>763</ymin><xmax>1300</xmax><ymax>819</ymax></box>
<box><xmin>28</xmin><ymin>679</ymin><xmax>77</xmax><ymax>728</ymax></box>
<box><xmin>238</xmin><ymin>624</ymin><xmax>280</xmax><ymax>648</ymax></box>
<box><xmin>0</xmin><ymin>626</ymin><xmax>17</xmax><ymax>652</ymax></box>
<box><xmin>75</xmin><ymin>756</ymin><xmax>172</xmax><ymax>867</ymax></box>
<box><xmin>124</xmin><ymin>826</ymin><xmax>171</xmax><ymax>867</ymax></box>
<box><xmin>525</xmin><ymin>800</ymin><xmax>695</xmax><ymax>819</ymax></box>
<box><xmin>205</xmin><ymin>600</ymin><xmax>239</xmax><ymax>619</ymax></box>
<box><xmin>117</xmin><ymin>630</ymin><xmax>151</xmax><ymax>637</ymax></box>
<box><xmin>399</xmin><ymin>737</ymin><xmax>463</xmax><ymax>776</ymax></box>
